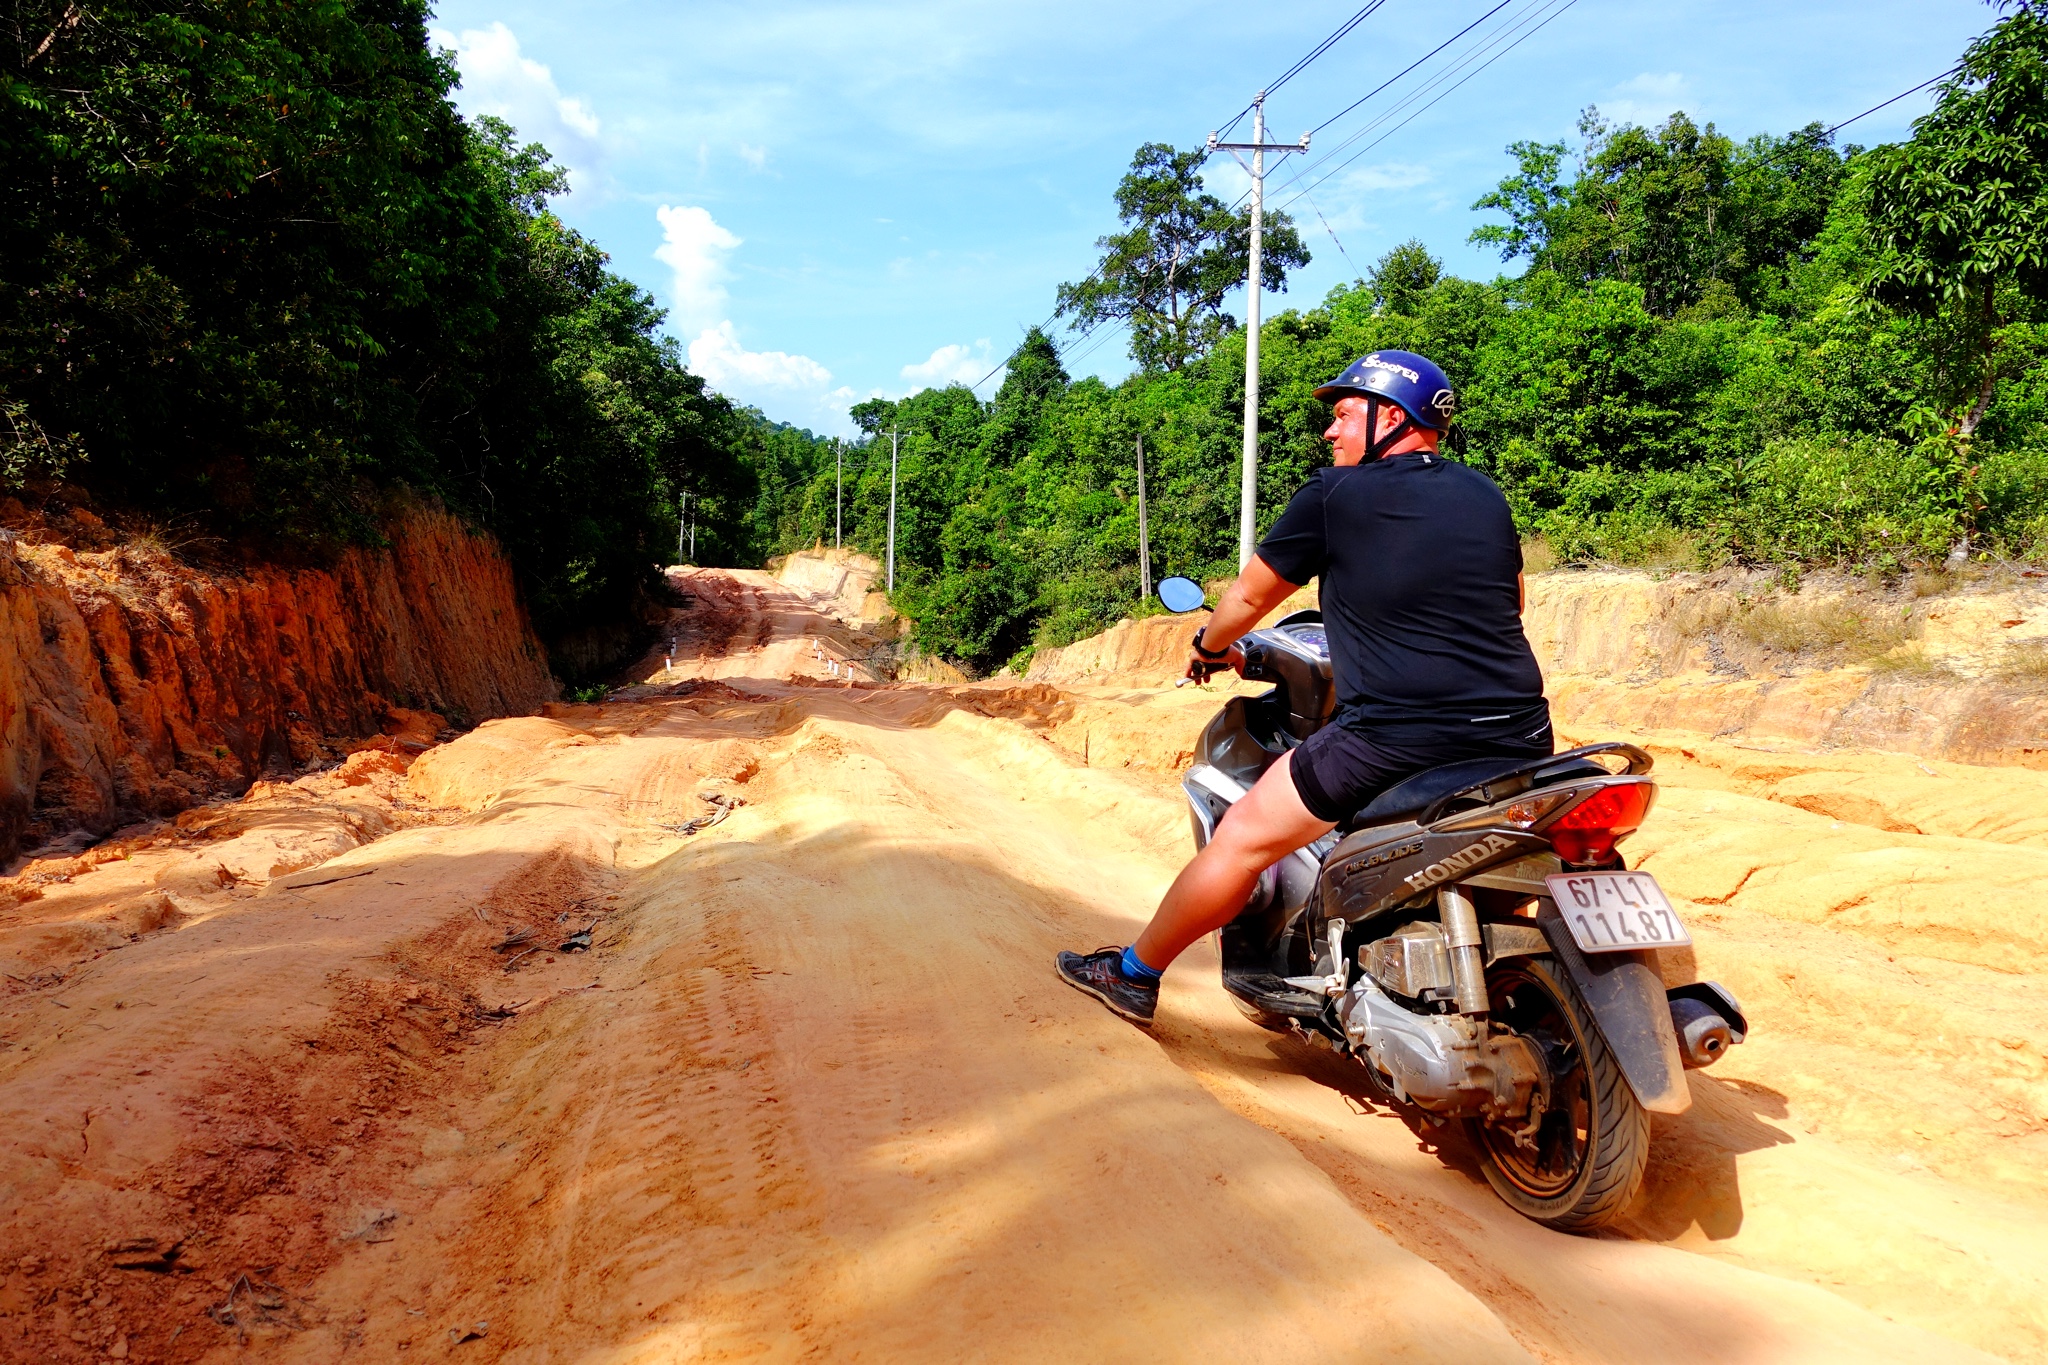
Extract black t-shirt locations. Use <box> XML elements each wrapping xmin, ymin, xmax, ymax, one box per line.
<box><xmin>1255</xmin><ymin>453</ymin><xmax>1548</xmax><ymax>744</ymax></box>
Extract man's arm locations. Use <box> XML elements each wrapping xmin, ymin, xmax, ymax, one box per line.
<box><xmin>1195</xmin><ymin>554</ymin><xmax>1301</xmax><ymax>656</ymax></box>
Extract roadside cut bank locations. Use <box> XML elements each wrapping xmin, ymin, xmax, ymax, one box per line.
<box><xmin>0</xmin><ymin>504</ymin><xmax>556</xmax><ymax>864</ymax></box>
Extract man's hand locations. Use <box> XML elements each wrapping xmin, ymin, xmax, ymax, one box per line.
<box><xmin>1185</xmin><ymin>628</ymin><xmax>1242</xmax><ymax>683</ymax></box>
<box><xmin>1181</xmin><ymin>556</ymin><xmax>1301</xmax><ymax>683</ymax></box>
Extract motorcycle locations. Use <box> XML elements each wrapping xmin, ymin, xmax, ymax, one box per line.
<box><xmin>1154</xmin><ymin>576</ymin><xmax>1747</xmax><ymax>1231</ymax></box>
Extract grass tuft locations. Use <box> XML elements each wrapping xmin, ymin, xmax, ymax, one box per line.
<box><xmin>1996</xmin><ymin>640</ymin><xmax>2048</xmax><ymax>685</ymax></box>
<box><xmin>1867</xmin><ymin>647</ymin><xmax>1957</xmax><ymax>680</ymax></box>
<box><xmin>1730</xmin><ymin>597</ymin><xmax>1913</xmax><ymax>662</ymax></box>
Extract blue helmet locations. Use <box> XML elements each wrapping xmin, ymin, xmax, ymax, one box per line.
<box><xmin>1313</xmin><ymin>350</ymin><xmax>1457</xmax><ymax>458</ymax></box>
<box><xmin>1314</xmin><ymin>350</ymin><xmax>1456</xmax><ymax>427</ymax></box>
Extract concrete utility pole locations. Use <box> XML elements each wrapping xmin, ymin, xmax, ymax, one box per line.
<box><xmin>1135</xmin><ymin>433</ymin><xmax>1151</xmax><ymax>602</ymax></box>
<box><xmin>689</xmin><ymin>497</ymin><xmax>696</xmax><ymax>563</ymax></box>
<box><xmin>678</xmin><ymin>494</ymin><xmax>687</xmax><ymax>565</ymax></box>
<box><xmin>885</xmin><ymin>429</ymin><xmax>900</xmax><ymax>592</ymax></box>
<box><xmin>1209</xmin><ymin>95</ymin><xmax>1309</xmax><ymax>569</ymax></box>
<box><xmin>834</xmin><ymin>440</ymin><xmax>843</xmax><ymax>550</ymax></box>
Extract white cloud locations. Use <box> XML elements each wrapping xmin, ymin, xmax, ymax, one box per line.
<box><xmin>435</xmin><ymin>23</ymin><xmax>604</xmax><ymax>195</ymax></box>
<box><xmin>689</xmin><ymin>321</ymin><xmax>835</xmax><ymax>393</ymax></box>
<box><xmin>1602</xmin><ymin>72</ymin><xmax>1694</xmax><ymax>129</ymax></box>
<box><xmin>655</xmin><ymin>205</ymin><xmax>743</xmax><ymax>336</ymax></box>
<box><xmin>900</xmin><ymin>340</ymin><xmax>994</xmax><ymax>388</ymax></box>
<box><xmin>690</xmin><ymin>321</ymin><xmax>858</xmax><ymax>433</ymax></box>
<box><xmin>737</xmin><ymin>142</ymin><xmax>769</xmax><ymax>171</ymax></box>
<box><xmin>662</xmin><ymin>209</ymin><xmax>851</xmax><ymax>432</ymax></box>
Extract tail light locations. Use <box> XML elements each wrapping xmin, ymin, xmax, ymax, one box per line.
<box><xmin>1545</xmin><ymin>782</ymin><xmax>1654</xmax><ymax>866</ymax></box>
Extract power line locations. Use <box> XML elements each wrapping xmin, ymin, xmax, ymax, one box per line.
<box><xmin>1059</xmin><ymin>316</ymin><xmax>1129</xmax><ymax>372</ymax></box>
<box><xmin>1269</xmin><ymin>0</ymin><xmax>1391</xmax><ymax>99</ymax></box>
<box><xmin>1276</xmin><ymin>0</ymin><xmax>1580</xmax><ymax>213</ymax></box>
<box><xmin>976</xmin><ymin>9</ymin><xmax>1955</xmax><ymax>404</ymax></box>
<box><xmin>1717</xmin><ymin>63</ymin><xmax>1960</xmax><ymax>188</ymax></box>
<box><xmin>983</xmin><ymin>6</ymin><xmax>1508</xmax><ymax>420</ymax></box>
<box><xmin>1308</xmin><ymin>0</ymin><xmax>1517</xmax><ymax>139</ymax></box>
<box><xmin>1269</xmin><ymin>0</ymin><xmax>1572</xmax><ymax>208</ymax></box>
<box><xmin>1823</xmin><ymin>65</ymin><xmax>1960</xmax><ymax>141</ymax></box>
<box><xmin>1221</xmin><ymin>0</ymin><xmax>1538</xmax><ymax>215</ymax></box>
<box><xmin>1298</xmin><ymin>186</ymin><xmax>1367</xmax><ymax>281</ymax></box>
<box><xmin>974</xmin><ymin>5</ymin><xmax>1400</xmax><ymax>393</ymax></box>
<box><xmin>1283</xmin><ymin>0</ymin><xmax>1561</xmax><ymax>193</ymax></box>
<box><xmin>963</xmin><ymin>305</ymin><xmax>1120</xmax><ymax>397</ymax></box>
<box><xmin>1213</xmin><ymin>0</ymin><xmax>1392</xmax><ymax>145</ymax></box>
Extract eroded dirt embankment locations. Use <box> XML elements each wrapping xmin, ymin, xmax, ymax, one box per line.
<box><xmin>1029</xmin><ymin>566</ymin><xmax>2048</xmax><ymax>766</ymax></box>
<box><xmin>0</xmin><ymin>565</ymin><xmax>2043</xmax><ymax>1363</ymax></box>
<box><xmin>0</xmin><ymin>509</ymin><xmax>556</xmax><ymax>863</ymax></box>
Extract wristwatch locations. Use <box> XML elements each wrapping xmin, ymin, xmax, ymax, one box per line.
<box><xmin>1192</xmin><ymin>628</ymin><xmax>1231</xmax><ymax>660</ymax></box>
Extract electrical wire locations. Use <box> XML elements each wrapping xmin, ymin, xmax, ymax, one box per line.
<box><xmin>1221</xmin><ymin>0</ymin><xmax>1539</xmax><ymax>214</ymax></box>
<box><xmin>1276</xmin><ymin>0</ymin><xmax>1579</xmax><ymax>213</ymax></box>
<box><xmin>1212</xmin><ymin>0</ymin><xmax>1393</xmax><ymax>145</ymax></box>
<box><xmin>1298</xmin><ymin>186</ymin><xmax>1367</xmax><ymax>281</ymax></box>
<box><xmin>1280</xmin><ymin>0</ymin><xmax>1560</xmax><ymax>195</ymax></box>
<box><xmin>975</xmin><ymin>3</ymin><xmax>1399</xmax><ymax>391</ymax></box>
<box><xmin>967</xmin><ymin>304</ymin><xmax>1121</xmax><ymax>394</ymax></box>
<box><xmin>1718</xmin><ymin>63</ymin><xmax>1960</xmax><ymax>190</ymax></box>
<box><xmin>986</xmin><ymin>16</ymin><xmax>1961</xmax><ymax>398</ymax></box>
<box><xmin>1307</xmin><ymin>0</ymin><xmax>1517</xmax><ymax>139</ymax></box>
<box><xmin>1822</xmin><ymin>65</ymin><xmax>1961</xmax><ymax>140</ymax></box>
<box><xmin>1058</xmin><ymin>316</ymin><xmax>1130</xmax><ymax>372</ymax></box>
<box><xmin>1270</xmin><ymin>0</ymin><xmax>1391</xmax><ymax>100</ymax></box>
<box><xmin>980</xmin><ymin>0</ymin><xmax>1557</xmax><ymax>392</ymax></box>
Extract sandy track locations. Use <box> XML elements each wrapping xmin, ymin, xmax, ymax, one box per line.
<box><xmin>0</xmin><ymin>567</ymin><xmax>2042</xmax><ymax>1362</ymax></box>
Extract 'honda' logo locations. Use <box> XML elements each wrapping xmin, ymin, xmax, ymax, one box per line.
<box><xmin>1403</xmin><ymin>833</ymin><xmax>1516</xmax><ymax>892</ymax></box>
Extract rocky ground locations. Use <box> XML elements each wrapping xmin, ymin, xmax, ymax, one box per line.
<box><xmin>0</xmin><ymin>564</ymin><xmax>2042</xmax><ymax>1362</ymax></box>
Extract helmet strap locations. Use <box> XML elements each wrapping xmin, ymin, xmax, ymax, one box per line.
<box><xmin>1364</xmin><ymin>397</ymin><xmax>1420</xmax><ymax>462</ymax></box>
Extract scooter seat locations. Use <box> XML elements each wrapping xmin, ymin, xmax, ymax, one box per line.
<box><xmin>1340</xmin><ymin>755</ymin><xmax>1612</xmax><ymax>832</ymax></box>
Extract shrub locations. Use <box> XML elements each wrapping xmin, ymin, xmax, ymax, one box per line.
<box><xmin>1722</xmin><ymin>437</ymin><xmax>1964</xmax><ymax>568</ymax></box>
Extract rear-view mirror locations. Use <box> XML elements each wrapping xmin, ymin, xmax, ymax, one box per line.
<box><xmin>1157</xmin><ymin>576</ymin><xmax>1206</xmax><ymax>614</ymax></box>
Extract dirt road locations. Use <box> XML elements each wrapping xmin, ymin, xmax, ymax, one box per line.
<box><xmin>2</xmin><ymin>567</ymin><xmax>2043</xmax><ymax>1362</ymax></box>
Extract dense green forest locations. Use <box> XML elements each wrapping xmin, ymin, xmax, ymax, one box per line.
<box><xmin>743</xmin><ymin>3</ymin><xmax>2048</xmax><ymax>675</ymax></box>
<box><xmin>0</xmin><ymin>0</ymin><xmax>777</xmax><ymax>672</ymax></box>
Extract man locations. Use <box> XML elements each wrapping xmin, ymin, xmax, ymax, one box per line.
<box><xmin>1056</xmin><ymin>350</ymin><xmax>1551</xmax><ymax>1024</ymax></box>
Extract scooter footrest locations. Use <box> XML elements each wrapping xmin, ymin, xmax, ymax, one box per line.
<box><xmin>1221</xmin><ymin>971</ymin><xmax>1327</xmax><ymax>1020</ymax></box>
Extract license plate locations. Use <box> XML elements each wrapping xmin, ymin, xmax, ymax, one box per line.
<box><xmin>1545</xmin><ymin>872</ymin><xmax>1691</xmax><ymax>953</ymax></box>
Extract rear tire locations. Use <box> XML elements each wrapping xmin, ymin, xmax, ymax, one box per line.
<box><xmin>1465</xmin><ymin>953</ymin><xmax>1649</xmax><ymax>1232</ymax></box>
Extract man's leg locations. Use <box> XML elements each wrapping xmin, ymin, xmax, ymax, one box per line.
<box><xmin>1054</xmin><ymin>750</ymin><xmax>1334</xmax><ymax>1024</ymax></box>
<box><xmin>1132</xmin><ymin>749</ymin><xmax>1335</xmax><ymax>969</ymax></box>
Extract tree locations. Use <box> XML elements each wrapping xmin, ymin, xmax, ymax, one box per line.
<box><xmin>1472</xmin><ymin>110</ymin><xmax>1850</xmax><ymax>317</ymax></box>
<box><xmin>1368</xmin><ymin>239</ymin><xmax>1443</xmax><ymax>315</ymax></box>
<box><xmin>1469</xmin><ymin>139</ymin><xmax>1574</xmax><ymax>266</ymax></box>
<box><xmin>0</xmin><ymin>0</ymin><xmax>510</xmax><ymax>532</ymax></box>
<box><xmin>1055</xmin><ymin>143</ymin><xmax>1307</xmax><ymax>373</ymax></box>
<box><xmin>0</xmin><ymin>0</ymin><xmax>764</xmax><ymax>674</ymax></box>
<box><xmin>1863</xmin><ymin>1</ymin><xmax>2048</xmax><ymax>436</ymax></box>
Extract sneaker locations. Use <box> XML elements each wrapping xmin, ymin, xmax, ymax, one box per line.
<box><xmin>1056</xmin><ymin>947</ymin><xmax>1159</xmax><ymax>1025</ymax></box>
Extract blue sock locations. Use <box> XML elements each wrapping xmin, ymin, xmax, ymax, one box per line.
<box><xmin>1120</xmin><ymin>945</ymin><xmax>1162</xmax><ymax>984</ymax></box>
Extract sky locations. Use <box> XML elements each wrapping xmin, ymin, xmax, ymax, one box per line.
<box><xmin>428</xmin><ymin>0</ymin><xmax>1998</xmax><ymax>436</ymax></box>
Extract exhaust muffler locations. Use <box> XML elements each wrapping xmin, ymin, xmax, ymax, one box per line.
<box><xmin>1665</xmin><ymin>981</ymin><xmax>1747</xmax><ymax>1069</ymax></box>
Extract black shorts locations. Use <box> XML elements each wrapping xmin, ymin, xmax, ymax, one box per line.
<box><xmin>1288</xmin><ymin>718</ymin><xmax>1555</xmax><ymax>825</ymax></box>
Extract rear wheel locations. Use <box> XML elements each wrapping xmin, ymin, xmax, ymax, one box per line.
<box><xmin>1465</xmin><ymin>953</ymin><xmax>1649</xmax><ymax>1231</ymax></box>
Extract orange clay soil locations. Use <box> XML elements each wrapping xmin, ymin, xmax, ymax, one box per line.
<box><xmin>0</xmin><ymin>565</ymin><xmax>2041</xmax><ymax>1363</ymax></box>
